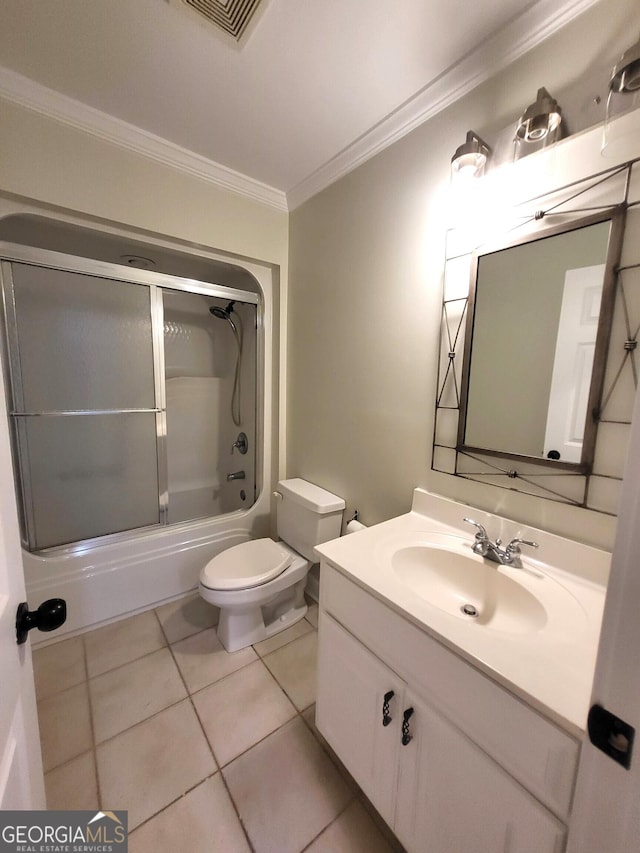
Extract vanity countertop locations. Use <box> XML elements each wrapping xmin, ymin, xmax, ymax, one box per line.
<box><xmin>315</xmin><ymin>491</ymin><xmax>609</xmax><ymax>737</ymax></box>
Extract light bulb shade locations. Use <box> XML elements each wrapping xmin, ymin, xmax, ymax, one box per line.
<box><xmin>516</xmin><ymin>87</ymin><xmax>562</xmax><ymax>143</ymax></box>
<box><xmin>451</xmin><ymin>131</ymin><xmax>490</xmax><ymax>179</ymax></box>
<box><xmin>603</xmin><ymin>35</ymin><xmax>640</xmax><ymax>158</ymax></box>
<box><xmin>602</xmin><ymin>89</ymin><xmax>640</xmax><ymax>158</ymax></box>
<box><xmin>609</xmin><ymin>36</ymin><xmax>640</xmax><ymax>94</ymax></box>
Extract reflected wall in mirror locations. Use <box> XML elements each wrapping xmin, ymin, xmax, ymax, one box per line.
<box><xmin>458</xmin><ymin>209</ymin><xmax>625</xmax><ymax>472</ymax></box>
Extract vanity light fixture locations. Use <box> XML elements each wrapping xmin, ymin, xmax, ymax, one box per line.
<box><xmin>515</xmin><ymin>87</ymin><xmax>562</xmax><ymax>144</ymax></box>
<box><xmin>602</xmin><ymin>32</ymin><xmax>640</xmax><ymax>158</ymax></box>
<box><xmin>609</xmin><ymin>33</ymin><xmax>640</xmax><ymax>95</ymax></box>
<box><xmin>451</xmin><ymin>131</ymin><xmax>491</xmax><ymax>180</ymax></box>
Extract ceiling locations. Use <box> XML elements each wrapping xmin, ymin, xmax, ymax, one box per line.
<box><xmin>0</xmin><ymin>0</ymin><xmax>598</xmax><ymax>208</ymax></box>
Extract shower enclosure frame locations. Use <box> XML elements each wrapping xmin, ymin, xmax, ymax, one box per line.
<box><xmin>0</xmin><ymin>241</ymin><xmax>260</xmax><ymax>554</ymax></box>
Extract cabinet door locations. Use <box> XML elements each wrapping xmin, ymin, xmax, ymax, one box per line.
<box><xmin>316</xmin><ymin>612</ymin><xmax>404</xmax><ymax>826</ymax></box>
<box><xmin>395</xmin><ymin>691</ymin><xmax>566</xmax><ymax>853</ymax></box>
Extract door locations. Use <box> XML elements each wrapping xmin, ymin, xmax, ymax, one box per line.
<box><xmin>315</xmin><ymin>612</ymin><xmax>404</xmax><ymax>826</ymax></box>
<box><xmin>395</xmin><ymin>692</ymin><xmax>566</xmax><ymax>853</ymax></box>
<box><xmin>0</xmin><ymin>368</ymin><xmax>45</xmax><ymax>808</ymax></box>
<box><xmin>566</xmin><ymin>380</ymin><xmax>640</xmax><ymax>852</ymax></box>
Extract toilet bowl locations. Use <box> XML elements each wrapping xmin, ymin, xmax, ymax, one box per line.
<box><xmin>199</xmin><ymin>478</ymin><xmax>345</xmax><ymax>652</ymax></box>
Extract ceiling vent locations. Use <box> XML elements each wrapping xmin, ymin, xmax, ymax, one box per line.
<box><xmin>182</xmin><ymin>0</ymin><xmax>264</xmax><ymax>42</ymax></box>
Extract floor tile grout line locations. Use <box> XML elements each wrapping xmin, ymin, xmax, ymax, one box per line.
<box><xmin>216</xmin><ymin>708</ymin><xmax>305</xmax><ymax>772</ymax></box>
<box><xmin>86</xmin><ymin>635</ymin><xmax>169</xmax><ymax>681</ymax></box>
<box><xmin>90</xmin><ymin>662</ymin><xmax>190</xmax><ymax>747</ymax></box>
<box><xmin>88</xmin><ymin>644</ymin><xmax>179</xmax><ymax>692</ymax></box>
<box><xmin>126</xmin><ymin>771</ymin><xmax>218</xmax><ymax>837</ymax></box>
<box><xmin>216</xmin><ymin>765</ymin><xmax>257</xmax><ymax>853</ymax></box>
<box><xmin>299</xmin><ymin>798</ymin><xmax>359</xmax><ymax>852</ymax></box>
<box><xmin>164</xmin><ymin>638</ymin><xmax>257</xmax><ymax>853</ymax></box>
<box><xmin>125</xmin><ymin>768</ymin><xmax>257</xmax><ymax>853</ymax></box>
<box><xmin>259</xmin><ymin>629</ymin><xmax>318</xmax><ymax>712</ymax></box>
<box><xmin>36</xmin><ymin>601</ymin><xmax>340</xmax><ymax>849</ymax></box>
<box><xmin>152</xmin><ymin>605</ymin><xmax>171</xmax><ymax>646</ymax></box>
<box><xmin>35</xmin><ymin>603</ymin><xmax>314</xmax><ymax>696</ymax></box>
<box><xmin>81</xmin><ymin>633</ymin><xmax>104</xmax><ymax>810</ymax></box>
<box><xmin>32</xmin><ymin>638</ymin><xmax>88</xmax><ymax>704</ymax></box>
<box><xmin>215</xmin><ymin>713</ymin><xmax>332</xmax><ymax>852</ymax></box>
<box><xmin>215</xmin><ymin>711</ymin><xmax>358</xmax><ymax>853</ymax></box>
<box><xmin>165</xmin><ymin>636</ymin><xmax>220</xmax><ymax>766</ymax></box>
<box><xmin>249</xmin><ymin>652</ymin><xmax>300</xmax><ymax>715</ymax></box>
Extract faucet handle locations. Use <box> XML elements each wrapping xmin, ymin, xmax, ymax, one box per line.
<box><xmin>505</xmin><ymin>537</ymin><xmax>539</xmax><ymax>564</ymax></box>
<box><xmin>231</xmin><ymin>431</ymin><xmax>248</xmax><ymax>455</ymax></box>
<box><xmin>464</xmin><ymin>518</ymin><xmax>489</xmax><ymax>555</ymax></box>
<box><xmin>463</xmin><ymin>517</ymin><xmax>488</xmax><ymax>540</ymax></box>
<box><xmin>506</xmin><ymin>537</ymin><xmax>538</xmax><ymax>551</ymax></box>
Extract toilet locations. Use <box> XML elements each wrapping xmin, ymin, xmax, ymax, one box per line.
<box><xmin>199</xmin><ymin>478</ymin><xmax>345</xmax><ymax>652</ymax></box>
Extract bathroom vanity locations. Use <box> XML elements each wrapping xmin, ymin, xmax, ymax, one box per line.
<box><xmin>314</xmin><ymin>490</ymin><xmax>608</xmax><ymax>853</ymax></box>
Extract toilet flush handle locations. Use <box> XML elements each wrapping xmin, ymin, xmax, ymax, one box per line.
<box><xmin>272</xmin><ymin>491</ymin><xmax>283</xmax><ymax>501</ymax></box>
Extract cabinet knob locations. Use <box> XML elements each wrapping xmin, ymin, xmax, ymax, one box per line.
<box><xmin>402</xmin><ymin>707</ymin><xmax>414</xmax><ymax>746</ymax></box>
<box><xmin>382</xmin><ymin>690</ymin><xmax>394</xmax><ymax>727</ymax></box>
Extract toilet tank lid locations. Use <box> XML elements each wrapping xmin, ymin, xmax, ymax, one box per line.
<box><xmin>278</xmin><ymin>478</ymin><xmax>345</xmax><ymax>514</ymax></box>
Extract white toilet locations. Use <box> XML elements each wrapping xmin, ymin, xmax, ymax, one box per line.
<box><xmin>199</xmin><ymin>478</ymin><xmax>345</xmax><ymax>652</ymax></box>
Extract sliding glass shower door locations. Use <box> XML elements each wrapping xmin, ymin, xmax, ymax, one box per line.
<box><xmin>1</xmin><ymin>251</ymin><xmax>258</xmax><ymax>552</ymax></box>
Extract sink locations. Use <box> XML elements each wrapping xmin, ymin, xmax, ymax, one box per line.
<box><xmin>375</xmin><ymin>532</ymin><xmax>585</xmax><ymax>635</ymax></box>
<box><xmin>391</xmin><ymin>543</ymin><xmax>547</xmax><ymax>633</ymax></box>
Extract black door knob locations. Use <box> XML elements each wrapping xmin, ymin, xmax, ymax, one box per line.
<box><xmin>16</xmin><ymin>598</ymin><xmax>67</xmax><ymax>645</ymax></box>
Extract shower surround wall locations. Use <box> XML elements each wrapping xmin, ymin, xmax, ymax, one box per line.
<box><xmin>0</xmin><ymin>221</ymin><xmax>276</xmax><ymax>642</ymax></box>
<box><xmin>163</xmin><ymin>291</ymin><xmax>257</xmax><ymax>523</ymax></box>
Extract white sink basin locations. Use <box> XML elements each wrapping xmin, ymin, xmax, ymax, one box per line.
<box><xmin>376</xmin><ymin>532</ymin><xmax>585</xmax><ymax>635</ymax></box>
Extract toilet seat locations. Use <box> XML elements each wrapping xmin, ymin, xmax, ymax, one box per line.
<box><xmin>201</xmin><ymin>538</ymin><xmax>293</xmax><ymax>591</ymax></box>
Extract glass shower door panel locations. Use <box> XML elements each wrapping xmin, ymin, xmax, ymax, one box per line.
<box><xmin>10</xmin><ymin>263</ymin><xmax>155</xmax><ymax>411</ymax></box>
<box><xmin>20</xmin><ymin>413</ymin><xmax>160</xmax><ymax>550</ymax></box>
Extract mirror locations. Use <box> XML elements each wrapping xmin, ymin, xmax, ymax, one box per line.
<box><xmin>457</xmin><ymin>208</ymin><xmax>625</xmax><ymax>472</ymax></box>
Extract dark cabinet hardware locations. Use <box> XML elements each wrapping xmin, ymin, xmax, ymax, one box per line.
<box><xmin>402</xmin><ymin>707</ymin><xmax>415</xmax><ymax>745</ymax></box>
<box><xmin>382</xmin><ymin>690</ymin><xmax>394</xmax><ymax>726</ymax></box>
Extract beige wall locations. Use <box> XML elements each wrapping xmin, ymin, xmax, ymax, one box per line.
<box><xmin>288</xmin><ymin>0</ymin><xmax>640</xmax><ymax>550</ymax></box>
<box><xmin>0</xmin><ymin>101</ymin><xmax>288</xmax><ymax>265</ymax></box>
<box><xmin>0</xmin><ymin>98</ymin><xmax>290</xmax><ymax>498</ymax></box>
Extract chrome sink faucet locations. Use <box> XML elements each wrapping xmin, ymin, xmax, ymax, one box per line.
<box><xmin>464</xmin><ymin>518</ymin><xmax>538</xmax><ymax>568</ymax></box>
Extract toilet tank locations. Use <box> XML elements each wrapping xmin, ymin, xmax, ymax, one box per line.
<box><xmin>277</xmin><ymin>478</ymin><xmax>345</xmax><ymax>562</ymax></box>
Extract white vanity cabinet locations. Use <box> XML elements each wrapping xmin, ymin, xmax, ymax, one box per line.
<box><xmin>316</xmin><ymin>561</ymin><xmax>576</xmax><ymax>853</ymax></box>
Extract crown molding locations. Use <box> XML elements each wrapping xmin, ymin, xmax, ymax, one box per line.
<box><xmin>0</xmin><ymin>66</ymin><xmax>288</xmax><ymax>213</ymax></box>
<box><xmin>286</xmin><ymin>0</ymin><xmax>601</xmax><ymax>210</ymax></box>
<box><xmin>0</xmin><ymin>0</ymin><xmax>600</xmax><ymax>215</ymax></box>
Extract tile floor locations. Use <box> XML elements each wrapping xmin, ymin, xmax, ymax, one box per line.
<box><xmin>33</xmin><ymin>594</ymin><xmax>401</xmax><ymax>852</ymax></box>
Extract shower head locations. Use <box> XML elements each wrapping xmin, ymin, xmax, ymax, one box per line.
<box><xmin>209</xmin><ymin>301</ymin><xmax>236</xmax><ymax>320</ymax></box>
<box><xmin>210</xmin><ymin>306</ymin><xmax>229</xmax><ymax>320</ymax></box>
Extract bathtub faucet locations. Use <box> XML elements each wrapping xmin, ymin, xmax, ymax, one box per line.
<box><xmin>226</xmin><ymin>470</ymin><xmax>246</xmax><ymax>482</ymax></box>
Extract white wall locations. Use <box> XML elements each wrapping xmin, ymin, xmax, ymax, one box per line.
<box><xmin>288</xmin><ymin>0</ymin><xmax>640</xmax><ymax>551</ymax></box>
